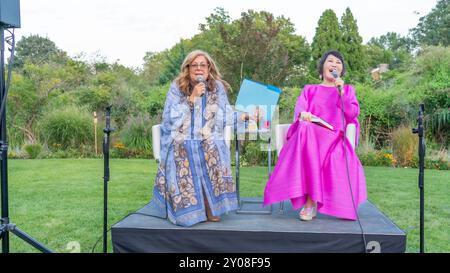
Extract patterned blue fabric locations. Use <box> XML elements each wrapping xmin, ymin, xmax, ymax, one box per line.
<box><xmin>148</xmin><ymin>80</ymin><xmax>243</xmax><ymax>227</ymax></box>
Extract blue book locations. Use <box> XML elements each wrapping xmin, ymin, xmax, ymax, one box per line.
<box><xmin>235</xmin><ymin>79</ymin><xmax>282</xmax><ymax>123</ymax></box>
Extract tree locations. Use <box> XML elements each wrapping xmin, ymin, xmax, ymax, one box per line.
<box><xmin>8</xmin><ymin>59</ymin><xmax>88</xmax><ymax>144</ymax></box>
<box><xmin>14</xmin><ymin>34</ymin><xmax>68</xmax><ymax>69</ymax></box>
<box><xmin>369</xmin><ymin>32</ymin><xmax>415</xmax><ymax>52</ymax></box>
<box><xmin>364</xmin><ymin>44</ymin><xmax>394</xmax><ymax>69</ymax></box>
<box><xmin>158</xmin><ymin>41</ymin><xmax>191</xmax><ymax>85</ymax></box>
<box><xmin>410</xmin><ymin>0</ymin><xmax>450</xmax><ymax>46</ymax></box>
<box><xmin>195</xmin><ymin>9</ymin><xmax>310</xmax><ymax>98</ymax></box>
<box><xmin>310</xmin><ymin>9</ymin><xmax>342</xmax><ymax>76</ymax></box>
<box><xmin>141</xmin><ymin>51</ymin><xmax>165</xmax><ymax>85</ymax></box>
<box><xmin>142</xmin><ymin>39</ymin><xmax>192</xmax><ymax>86</ymax></box>
<box><xmin>339</xmin><ymin>8</ymin><xmax>367</xmax><ymax>82</ymax></box>
<box><xmin>368</xmin><ymin>32</ymin><xmax>414</xmax><ymax>69</ymax></box>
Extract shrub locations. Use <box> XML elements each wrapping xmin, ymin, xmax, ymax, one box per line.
<box><xmin>39</xmin><ymin>106</ymin><xmax>94</xmax><ymax>150</ymax></box>
<box><xmin>356</xmin><ymin>132</ymin><xmax>376</xmax><ymax>155</ymax></box>
<box><xmin>23</xmin><ymin>143</ymin><xmax>43</xmax><ymax>159</ymax></box>
<box><xmin>358</xmin><ymin>150</ymin><xmax>396</xmax><ymax>167</ymax></box>
<box><xmin>413</xmin><ymin>46</ymin><xmax>450</xmax><ymax>147</ymax></box>
<box><xmin>426</xmin><ymin>158</ymin><xmax>449</xmax><ymax>170</ymax></box>
<box><xmin>415</xmin><ymin>46</ymin><xmax>450</xmax><ymax>87</ymax></box>
<box><xmin>242</xmin><ymin>140</ymin><xmax>275</xmax><ymax>166</ymax></box>
<box><xmin>356</xmin><ymin>83</ymin><xmax>402</xmax><ymax>147</ymax></box>
<box><xmin>119</xmin><ymin>115</ymin><xmax>153</xmax><ymax>158</ymax></box>
<box><xmin>277</xmin><ymin>86</ymin><xmax>298</xmax><ymax>123</ymax></box>
<box><xmin>7</xmin><ymin>125</ymin><xmax>25</xmax><ymax>149</ymax></box>
<box><xmin>8</xmin><ymin>147</ymin><xmax>27</xmax><ymax>159</ymax></box>
<box><xmin>411</xmin><ymin>155</ymin><xmax>449</xmax><ymax>171</ymax></box>
<box><xmin>391</xmin><ymin>125</ymin><xmax>418</xmax><ymax>167</ymax></box>
<box><xmin>111</xmin><ymin>142</ymin><xmax>131</xmax><ymax>158</ymax></box>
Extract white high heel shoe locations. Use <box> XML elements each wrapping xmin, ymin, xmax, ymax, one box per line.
<box><xmin>299</xmin><ymin>204</ymin><xmax>317</xmax><ymax>221</ymax></box>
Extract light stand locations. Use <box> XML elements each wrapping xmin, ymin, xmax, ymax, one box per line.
<box><xmin>412</xmin><ymin>103</ymin><xmax>425</xmax><ymax>253</ymax></box>
<box><xmin>102</xmin><ymin>106</ymin><xmax>114</xmax><ymax>253</ymax></box>
<box><xmin>0</xmin><ymin>23</ymin><xmax>53</xmax><ymax>253</ymax></box>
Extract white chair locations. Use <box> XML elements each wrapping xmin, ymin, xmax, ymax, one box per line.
<box><xmin>152</xmin><ymin>124</ymin><xmax>161</xmax><ymax>162</ymax></box>
<box><xmin>274</xmin><ymin>122</ymin><xmax>356</xmax><ymax>213</ymax></box>
<box><xmin>151</xmin><ymin>124</ymin><xmax>233</xmax><ymax>163</ymax></box>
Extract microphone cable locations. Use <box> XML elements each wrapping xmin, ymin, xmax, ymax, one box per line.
<box><xmin>338</xmin><ymin>85</ymin><xmax>368</xmax><ymax>253</ymax></box>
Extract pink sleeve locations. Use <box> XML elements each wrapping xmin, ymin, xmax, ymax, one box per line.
<box><xmin>337</xmin><ymin>85</ymin><xmax>359</xmax><ymax>122</ymax></box>
<box><xmin>337</xmin><ymin>85</ymin><xmax>361</xmax><ymax>145</ymax></box>
<box><xmin>293</xmin><ymin>85</ymin><xmax>310</xmax><ymax>122</ymax></box>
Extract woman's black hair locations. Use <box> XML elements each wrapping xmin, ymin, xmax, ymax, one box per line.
<box><xmin>318</xmin><ymin>50</ymin><xmax>346</xmax><ymax>79</ymax></box>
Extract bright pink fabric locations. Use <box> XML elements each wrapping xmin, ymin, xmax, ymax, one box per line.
<box><xmin>263</xmin><ymin>84</ymin><xmax>367</xmax><ymax>220</ymax></box>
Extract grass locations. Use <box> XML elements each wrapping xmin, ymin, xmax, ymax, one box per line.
<box><xmin>2</xmin><ymin>159</ymin><xmax>449</xmax><ymax>253</ymax></box>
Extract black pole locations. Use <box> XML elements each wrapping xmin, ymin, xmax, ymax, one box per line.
<box><xmin>102</xmin><ymin>106</ymin><xmax>113</xmax><ymax>253</ymax></box>
<box><xmin>412</xmin><ymin>103</ymin><xmax>425</xmax><ymax>253</ymax></box>
<box><xmin>0</xmin><ymin>26</ymin><xmax>10</xmax><ymax>254</ymax></box>
<box><xmin>234</xmin><ymin>113</ymin><xmax>240</xmax><ymax>207</ymax></box>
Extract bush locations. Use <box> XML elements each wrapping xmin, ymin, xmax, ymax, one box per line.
<box><xmin>23</xmin><ymin>143</ymin><xmax>43</xmax><ymax>159</ymax></box>
<box><xmin>412</xmin><ymin>46</ymin><xmax>450</xmax><ymax>146</ymax></box>
<box><xmin>357</xmin><ymin>146</ymin><xmax>448</xmax><ymax>170</ymax></box>
<box><xmin>411</xmin><ymin>155</ymin><xmax>449</xmax><ymax>171</ymax></box>
<box><xmin>8</xmin><ymin>147</ymin><xmax>27</xmax><ymax>159</ymax></box>
<box><xmin>391</xmin><ymin>125</ymin><xmax>418</xmax><ymax>167</ymax></box>
<box><xmin>39</xmin><ymin>106</ymin><xmax>94</xmax><ymax>150</ymax></box>
<box><xmin>277</xmin><ymin>86</ymin><xmax>298</xmax><ymax>123</ymax></box>
<box><xmin>356</xmin><ymin>83</ymin><xmax>404</xmax><ymax>147</ymax></box>
<box><xmin>415</xmin><ymin>46</ymin><xmax>450</xmax><ymax>87</ymax></box>
<box><xmin>6</xmin><ymin>124</ymin><xmax>26</xmax><ymax>149</ymax></box>
<box><xmin>242</xmin><ymin>140</ymin><xmax>275</xmax><ymax>166</ymax></box>
<box><xmin>425</xmin><ymin>158</ymin><xmax>449</xmax><ymax>170</ymax></box>
<box><xmin>356</xmin><ymin>133</ymin><xmax>376</xmax><ymax>155</ymax></box>
<box><xmin>119</xmin><ymin>115</ymin><xmax>154</xmax><ymax>158</ymax></box>
<box><xmin>358</xmin><ymin>150</ymin><xmax>396</xmax><ymax>167</ymax></box>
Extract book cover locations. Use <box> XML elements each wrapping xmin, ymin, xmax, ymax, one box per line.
<box><xmin>311</xmin><ymin>115</ymin><xmax>334</xmax><ymax>130</ymax></box>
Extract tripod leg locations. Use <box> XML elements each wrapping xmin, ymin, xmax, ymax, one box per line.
<box><xmin>9</xmin><ymin>226</ymin><xmax>53</xmax><ymax>253</ymax></box>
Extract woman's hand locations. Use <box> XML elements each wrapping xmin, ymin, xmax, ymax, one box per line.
<box><xmin>240</xmin><ymin>108</ymin><xmax>264</xmax><ymax>123</ymax></box>
<box><xmin>240</xmin><ymin>113</ymin><xmax>249</xmax><ymax>122</ymax></box>
<box><xmin>250</xmin><ymin>107</ymin><xmax>264</xmax><ymax>123</ymax></box>
<box><xmin>334</xmin><ymin>78</ymin><xmax>345</xmax><ymax>96</ymax></box>
<box><xmin>189</xmin><ymin>82</ymin><xmax>206</xmax><ymax>103</ymax></box>
<box><xmin>300</xmin><ymin>111</ymin><xmax>313</xmax><ymax>122</ymax></box>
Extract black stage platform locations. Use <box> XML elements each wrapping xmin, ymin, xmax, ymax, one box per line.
<box><xmin>111</xmin><ymin>198</ymin><xmax>406</xmax><ymax>253</ymax></box>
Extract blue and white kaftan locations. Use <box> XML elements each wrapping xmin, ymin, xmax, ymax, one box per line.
<box><xmin>149</xmin><ymin>80</ymin><xmax>244</xmax><ymax>227</ymax></box>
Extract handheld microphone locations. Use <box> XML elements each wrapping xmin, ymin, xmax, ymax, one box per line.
<box><xmin>331</xmin><ymin>69</ymin><xmax>342</xmax><ymax>94</ymax></box>
<box><xmin>196</xmin><ymin>75</ymin><xmax>204</xmax><ymax>83</ymax></box>
<box><xmin>196</xmin><ymin>75</ymin><xmax>205</xmax><ymax>97</ymax></box>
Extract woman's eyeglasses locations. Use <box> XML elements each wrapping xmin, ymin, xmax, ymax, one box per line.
<box><xmin>189</xmin><ymin>63</ymin><xmax>208</xmax><ymax>70</ymax></box>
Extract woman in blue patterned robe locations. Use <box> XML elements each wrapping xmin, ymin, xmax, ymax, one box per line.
<box><xmin>148</xmin><ymin>50</ymin><xmax>251</xmax><ymax>227</ymax></box>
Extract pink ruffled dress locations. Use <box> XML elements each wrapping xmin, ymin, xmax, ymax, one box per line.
<box><xmin>263</xmin><ymin>84</ymin><xmax>367</xmax><ymax>220</ymax></box>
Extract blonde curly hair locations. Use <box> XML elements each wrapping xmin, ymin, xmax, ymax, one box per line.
<box><xmin>175</xmin><ymin>50</ymin><xmax>230</xmax><ymax>96</ymax></box>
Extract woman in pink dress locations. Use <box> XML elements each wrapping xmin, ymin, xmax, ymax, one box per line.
<box><xmin>263</xmin><ymin>50</ymin><xmax>367</xmax><ymax>221</ymax></box>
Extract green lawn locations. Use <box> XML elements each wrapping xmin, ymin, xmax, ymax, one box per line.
<box><xmin>2</xmin><ymin>159</ymin><xmax>449</xmax><ymax>253</ymax></box>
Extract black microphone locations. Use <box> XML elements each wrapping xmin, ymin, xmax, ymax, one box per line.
<box><xmin>331</xmin><ymin>69</ymin><xmax>342</xmax><ymax>94</ymax></box>
<box><xmin>196</xmin><ymin>75</ymin><xmax>205</xmax><ymax>97</ymax></box>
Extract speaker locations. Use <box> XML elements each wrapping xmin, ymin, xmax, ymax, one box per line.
<box><xmin>0</xmin><ymin>0</ymin><xmax>20</xmax><ymax>28</ymax></box>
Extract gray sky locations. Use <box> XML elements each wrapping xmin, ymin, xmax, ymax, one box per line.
<box><xmin>18</xmin><ymin>0</ymin><xmax>437</xmax><ymax>68</ymax></box>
